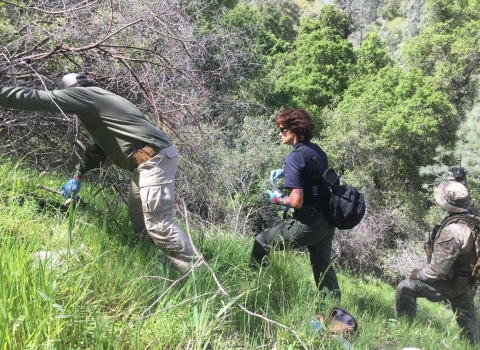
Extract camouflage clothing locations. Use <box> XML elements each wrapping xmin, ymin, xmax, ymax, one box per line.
<box><xmin>396</xmin><ymin>219</ymin><xmax>478</xmax><ymax>344</ymax></box>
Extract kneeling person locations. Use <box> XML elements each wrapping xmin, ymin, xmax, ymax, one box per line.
<box><xmin>396</xmin><ymin>181</ymin><xmax>478</xmax><ymax>344</ymax></box>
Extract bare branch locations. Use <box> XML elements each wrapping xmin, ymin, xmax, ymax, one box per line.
<box><xmin>0</xmin><ymin>0</ymin><xmax>99</xmax><ymax>15</ymax></box>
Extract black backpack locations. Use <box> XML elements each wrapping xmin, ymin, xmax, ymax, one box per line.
<box><xmin>298</xmin><ymin>145</ymin><xmax>365</xmax><ymax>230</ymax></box>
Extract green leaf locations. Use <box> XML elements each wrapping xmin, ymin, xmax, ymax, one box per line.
<box><xmin>37</xmin><ymin>290</ymin><xmax>51</xmax><ymax>301</ymax></box>
<box><xmin>214</xmin><ymin>293</ymin><xmax>245</xmax><ymax>319</ymax></box>
<box><xmin>52</xmin><ymin>304</ymin><xmax>63</xmax><ymax>312</ymax></box>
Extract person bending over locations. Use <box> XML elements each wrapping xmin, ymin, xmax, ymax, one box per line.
<box><xmin>0</xmin><ymin>73</ymin><xmax>199</xmax><ymax>274</ymax></box>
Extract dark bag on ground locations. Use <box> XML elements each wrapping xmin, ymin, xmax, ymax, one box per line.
<box><xmin>315</xmin><ymin>307</ymin><xmax>358</xmax><ymax>336</ymax></box>
<box><xmin>327</xmin><ymin>307</ymin><xmax>358</xmax><ymax>335</ymax></box>
<box><xmin>299</xmin><ymin>146</ymin><xmax>365</xmax><ymax>230</ymax></box>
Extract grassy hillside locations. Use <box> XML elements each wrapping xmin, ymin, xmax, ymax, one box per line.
<box><xmin>0</xmin><ymin>162</ymin><xmax>475</xmax><ymax>349</ymax></box>
<box><xmin>294</xmin><ymin>0</ymin><xmax>325</xmax><ymax>17</ymax></box>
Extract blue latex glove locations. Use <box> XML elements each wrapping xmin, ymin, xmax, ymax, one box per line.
<box><xmin>266</xmin><ymin>190</ymin><xmax>277</xmax><ymax>201</ymax></box>
<box><xmin>60</xmin><ymin>178</ymin><xmax>81</xmax><ymax>199</ymax></box>
<box><xmin>266</xmin><ymin>190</ymin><xmax>283</xmax><ymax>203</ymax></box>
<box><xmin>269</xmin><ymin>169</ymin><xmax>284</xmax><ymax>185</ymax></box>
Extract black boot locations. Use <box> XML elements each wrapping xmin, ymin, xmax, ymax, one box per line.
<box><xmin>250</xmin><ymin>240</ymin><xmax>267</xmax><ymax>270</ymax></box>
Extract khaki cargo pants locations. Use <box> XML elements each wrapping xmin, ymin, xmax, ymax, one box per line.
<box><xmin>128</xmin><ymin>145</ymin><xmax>198</xmax><ymax>274</ymax></box>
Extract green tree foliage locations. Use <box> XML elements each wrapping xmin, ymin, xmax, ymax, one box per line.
<box><xmin>323</xmin><ymin>65</ymin><xmax>457</xmax><ymax>198</ymax></box>
<box><xmin>0</xmin><ymin>3</ymin><xmax>16</xmax><ymax>46</ymax></box>
<box><xmin>304</xmin><ymin>4</ymin><xmax>352</xmax><ymax>40</ymax></box>
<box><xmin>403</xmin><ymin>0</ymin><xmax>480</xmax><ymax>109</ymax></box>
<box><xmin>186</xmin><ymin>0</ymin><xmax>239</xmax><ymax>25</ymax></box>
<box><xmin>271</xmin><ymin>6</ymin><xmax>356</xmax><ymax>129</ymax></box>
<box><xmin>254</xmin><ymin>0</ymin><xmax>300</xmax><ymax>56</ymax></box>
<box><xmin>199</xmin><ymin>0</ymin><xmax>300</xmax><ymax>123</ymax></box>
<box><xmin>450</xmin><ymin>103</ymin><xmax>480</xmax><ymax>200</ymax></box>
<box><xmin>420</xmin><ymin>103</ymin><xmax>480</xmax><ymax>176</ymax></box>
<box><xmin>378</xmin><ymin>0</ymin><xmax>402</xmax><ymax>20</ymax></box>
<box><xmin>355</xmin><ymin>32</ymin><xmax>394</xmax><ymax>76</ymax></box>
<box><xmin>426</xmin><ymin>0</ymin><xmax>480</xmax><ymax>24</ymax></box>
<box><xmin>455</xmin><ymin>104</ymin><xmax>480</xmax><ymax>179</ymax></box>
<box><xmin>220</xmin><ymin>1</ymin><xmax>299</xmax><ymax>58</ymax></box>
<box><xmin>206</xmin><ymin>0</ymin><xmax>238</xmax><ymax>11</ymax></box>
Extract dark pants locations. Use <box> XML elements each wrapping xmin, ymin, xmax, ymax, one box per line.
<box><xmin>251</xmin><ymin>210</ymin><xmax>340</xmax><ymax>299</ymax></box>
<box><xmin>396</xmin><ymin>278</ymin><xmax>478</xmax><ymax>345</ymax></box>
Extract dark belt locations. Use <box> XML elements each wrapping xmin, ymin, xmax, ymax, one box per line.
<box><xmin>133</xmin><ymin>145</ymin><xmax>158</xmax><ymax>165</ymax></box>
<box><xmin>293</xmin><ymin>206</ymin><xmax>326</xmax><ymax>222</ymax></box>
<box><xmin>294</xmin><ymin>206</ymin><xmax>322</xmax><ymax>222</ymax></box>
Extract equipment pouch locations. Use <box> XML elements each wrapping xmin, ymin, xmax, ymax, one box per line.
<box><xmin>424</xmin><ymin>241</ymin><xmax>433</xmax><ymax>264</ymax></box>
<box><xmin>295</xmin><ymin>206</ymin><xmax>318</xmax><ymax>223</ymax></box>
<box><xmin>134</xmin><ymin>145</ymin><xmax>158</xmax><ymax>165</ymax></box>
<box><xmin>471</xmin><ymin>263</ymin><xmax>480</xmax><ymax>280</ymax></box>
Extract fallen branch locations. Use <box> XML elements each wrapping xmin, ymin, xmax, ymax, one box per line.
<box><xmin>118</xmin><ymin>199</ymin><xmax>309</xmax><ymax>349</ymax></box>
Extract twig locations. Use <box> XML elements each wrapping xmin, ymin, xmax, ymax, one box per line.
<box><xmin>181</xmin><ymin>198</ymin><xmax>310</xmax><ymax>349</ymax></box>
<box><xmin>442</xmin><ymin>340</ymin><xmax>452</xmax><ymax>349</ymax></box>
<box><xmin>117</xmin><ymin>199</ymin><xmax>309</xmax><ymax>348</ymax></box>
<box><xmin>36</xmin><ymin>184</ymin><xmax>61</xmax><ymax>196</ymax></box>
<box><xmin>0</xmin><ymin>0</ymin><xmax>98</xmax><ymax>15</ymax></box>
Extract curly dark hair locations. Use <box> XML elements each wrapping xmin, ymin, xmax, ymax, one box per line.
<box><xmin>275</xmin><ymin>108</ymin><xmax>315</xmax><ymax>141</ymax></box>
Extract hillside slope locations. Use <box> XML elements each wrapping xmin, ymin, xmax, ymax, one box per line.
<box><xmin>0</xmin><ymin>162</ymin><xmax>476</xmax><ymax>349</ymax></box>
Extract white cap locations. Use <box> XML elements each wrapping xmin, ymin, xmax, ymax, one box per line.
<box><xmin>59</xmin><ymin>73</ymin><xmax>88</xmax><ymax>89</ymax></box>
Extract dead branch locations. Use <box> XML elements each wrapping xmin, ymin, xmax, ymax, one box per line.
<box><xmin>119</xmin><ymin>199</ymin><xmax>310</xmax><ymax>349</ymax></box>
<box><xmin>0</xmin><ymin>0</ymin><xmax>99</xmax><ymax>15</ymax></box>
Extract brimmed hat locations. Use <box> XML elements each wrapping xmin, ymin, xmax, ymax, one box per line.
<box><xmin>434</xmin><ymin>181</ymin><xmax>472</xmax><ymax>213</ymax></box>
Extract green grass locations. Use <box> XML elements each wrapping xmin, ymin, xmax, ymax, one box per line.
<box><xmin>0</xmin><ymin>162</ymin><xmax>476</xmax><ymax>349</ymax></box>
<box><xmin>386</xmin><ymin>17</ymin><xmax>407</xmax><ymax>31</ymax></box>
<box><xmin>294</xmin><ymin>0</ymin><xmax>324</xmax><ymax>19</ymax></box>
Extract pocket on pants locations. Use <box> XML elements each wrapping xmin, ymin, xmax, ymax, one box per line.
<box><xmin>139</xmin><ymin>147</ymin><xmax>178</xmax><ymax>186</ymax></box>
<box><xmin>165</xmin><ymin>146</ymin><xmax>179</xmax><ymax>159</ymax></box>
<box><xmin>139</xmin><ymin>184</ymin><xmax>173</xmax><ymax>214</ymax></box>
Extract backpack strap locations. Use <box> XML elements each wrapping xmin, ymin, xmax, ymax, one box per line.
<box><xmin>296</xmin><ymin>144</ymin><xmax>340</xmax><ymax>187</ymax></box>
<box><xmin>434</xmin><ymin>212</ymin><xmax>480</xmax><ymax>278</ymax></box>
<box><xmin>432</xmin><ymin>213</ymin><xmax>478</xmax><ymax>240</ymax></box>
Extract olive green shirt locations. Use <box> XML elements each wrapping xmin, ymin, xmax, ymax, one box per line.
<box><xmin>0</xmin><ymin>86</ymin><xmax>172</xmax><ymax>177</ymax></box>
